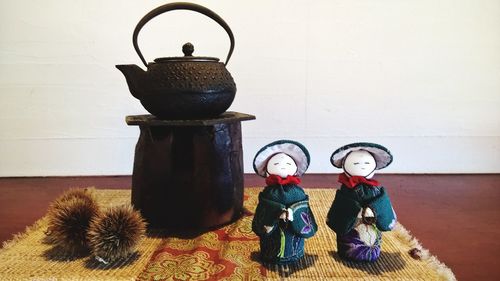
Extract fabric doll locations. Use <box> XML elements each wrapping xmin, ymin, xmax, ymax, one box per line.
<box><xmin>326</xmin><ymin>142</ymin><xmax>396</xmax><ymax>262</ymax></box>
<box><xmin>252</xmin><ymin>140</ymin><xmax>318</xmax><ymax>265</ymax></box>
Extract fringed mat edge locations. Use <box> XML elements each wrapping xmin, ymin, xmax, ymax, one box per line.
<box><xmin>393</xmin><ymin>223</ymin><xmax>456</xmax><ymax>281</ymax></box>
<box><xmin>1</xmin><ymin>216</ymin><xmax>48</xmax><ymax>252</ymax></box>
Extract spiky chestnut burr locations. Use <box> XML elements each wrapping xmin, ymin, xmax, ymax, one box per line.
<box><xmin>87</xmin><ymin>204</ymin><xmax>146</xmax><ymax>263</ymax></box>
<box><xmin>46</xmin><ymin>188</ymin><xmax>100</xmax><ymax>254</ymax></box>
<box><xmin>55</xmin><ymin>188</ymin><xmax>96</xmax><ymax>204</ymax></box>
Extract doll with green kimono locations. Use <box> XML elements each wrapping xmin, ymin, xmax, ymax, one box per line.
<box><xmin>252</xmin><ymin>140</ymin><xmax>318</xmax><ymax>265</ymax></box>
<box><xmin>326</xmin><ymin>142</ymin><xmax>396</xmax><ymax>262</ymax></box>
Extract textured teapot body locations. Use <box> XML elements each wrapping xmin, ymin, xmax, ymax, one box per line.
<box><xmin>136</xmin><ymin>61</ymin><xmax>236</xmax><ymax>119</ymax></box>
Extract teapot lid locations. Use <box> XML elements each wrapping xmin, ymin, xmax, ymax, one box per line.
<box><xmin>154</xmin><ymin>43</ymin><xmax>220</xmax><ymax>63</ymax></box>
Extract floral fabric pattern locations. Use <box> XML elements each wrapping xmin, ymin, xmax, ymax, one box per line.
<box><xmin>146</xmin><ymin>250</ymin><xmax>227</xmax><ymax>280</ymax></box>
<box><xmin>300</xmin><ymin>212</ymin><xmax>313</xmax><ymax>235</ymax></box>
<box><xmin>137</xmin><ymin>190</ymin><xmax>265</xmax><ymax>281</ymax></box>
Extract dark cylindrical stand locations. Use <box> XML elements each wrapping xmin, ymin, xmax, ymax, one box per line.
<box><xmin>126</xmin><ymin>112</ymin><xmax>255</xmax><ymax>231</ymax></box>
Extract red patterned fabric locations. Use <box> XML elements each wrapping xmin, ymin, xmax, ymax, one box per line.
<box><xmin>265</xmin><ymin>175</ymin><xmax>301</xmax><ymax>186</ymax></box>
<box><xmin>137</xmin><ymin>194</ymin><xmax>265</xmax><ymax>281</ymax></box>
<box><xmin>338</xmin><ymin>173</ymin><xmax>379</xmax><ymax>189</ymax></box>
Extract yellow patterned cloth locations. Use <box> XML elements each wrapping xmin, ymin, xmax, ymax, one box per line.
<box><xmin>0</xmin><ymin>188</ymin><xmax>455</xmax><ymax>281</ymax></box>
<box><xmin>137</xmin><ymin>192</ymin><xmax>264</xmax><ymax>281</ymax></box>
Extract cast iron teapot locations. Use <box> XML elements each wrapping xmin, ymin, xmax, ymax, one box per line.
<box><xmin>117</xmin><ymin>2</ymin><xmax>236</xmax><ymax>119</ymax></box>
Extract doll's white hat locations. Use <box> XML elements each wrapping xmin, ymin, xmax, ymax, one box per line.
<box><xmin>330</xmin><ymin>142</ymin><xmax>393</xmax><ymax>170</ymax></box>
<box><xmin>253</xmin><ymin>140</ymin><xmax>310</xmax><ymax>177</ymax></box>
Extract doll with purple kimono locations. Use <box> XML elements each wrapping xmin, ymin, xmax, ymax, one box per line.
<box><xmin>326</xmin><ymin>142</ymin><xmax>396</xmax><ymax>262</ymax></box>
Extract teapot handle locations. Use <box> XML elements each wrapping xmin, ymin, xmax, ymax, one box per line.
<box><xmin>132</xmin><ymin>2</ymin><xmax>235</xmax><ymax>67</ymax></box>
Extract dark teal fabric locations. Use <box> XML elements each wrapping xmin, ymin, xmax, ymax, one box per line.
<box><xmin>252</xmin><ymin>184</ymin><xmax>317</xmax><ymax>264</ymax></box>
<box><xmin>326</xmin><ymin>188</ymin><xmax>362</xmax><ymax>236</ymax></box>
<box><xmin>252</xmin><ymin>196</ymin><xmax>285</xmax><ymax>235</ymax></box>
<box><xmin>326</xmin><ymin>184</ymin><xmax>395</xmax><ymax>235</ymax></box>
<box><xmin>259</xmin><ymin>184</ymin><xmax>309</xmax><ymax>205</ymax></box>
<box><xmin>258</xmin><ymin>223</ymin><xmax>305</xmax><ymax>264</ymax></box>
<box><xmin>369</xmin><ymin>187</ymin><xmax>396</xmax><ymax>231</ymax></box>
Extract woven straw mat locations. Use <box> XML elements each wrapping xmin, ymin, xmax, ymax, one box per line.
<box><xmin>0</xmin><ymin>188</ymin><xmax>455</xmax><ymax>281</ymax></box>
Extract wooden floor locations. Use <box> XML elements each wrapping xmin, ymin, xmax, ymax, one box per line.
<box><xmin>1</xmin><ymin>174</ymin><xmax>499</xmax><ymax>281</ymax></box>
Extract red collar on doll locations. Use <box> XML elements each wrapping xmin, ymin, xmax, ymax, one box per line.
<box><xmin>266</xmin><ymin>174</ymin><xmax>301</xmax><ymax>186</ymax></box>
<box><xmin>338</xmin><ymin>173</ymin><xmax>379</xmax><ymax>188</ymax></box>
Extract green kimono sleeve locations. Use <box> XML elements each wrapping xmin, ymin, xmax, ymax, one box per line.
<box><xmin>289</xmin><ymin>197</ymin><xmax>317</xmax><ymax>238</ymax></box>
<box><xmin>326</xmin><ymin>189</ymin><xmax>362</xmax><ymax>236</ymax></box>
<box><xmin>368</xmin><ymin>187</ymin><xmax>397</xmax><ymax>231</ymax></box>
<box><xmin>252</xmin><ymin>195</ymin><xmax>285</xmax><ymax>237</ymax></box>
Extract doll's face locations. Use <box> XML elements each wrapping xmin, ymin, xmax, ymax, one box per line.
<box><xmin>343</xmin><ymin>150</ymin><xmax>376</xmax><ymax>178</ymax></box>
<box><xmin>266</xmin><ymin>153</ymin><xmax>298</xmax><ymax>178</ymax></box>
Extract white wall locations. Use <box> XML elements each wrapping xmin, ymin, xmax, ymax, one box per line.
<box><xmin>1</xmin><ymin>0</ymin><xmax>499</xmax><ymax>176</ymax></box>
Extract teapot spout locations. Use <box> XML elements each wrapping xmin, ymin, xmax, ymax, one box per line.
<box><xmin>116</xmin><ymin>64</ymin><xmax>147</xmax><ymax>100</ymax></box>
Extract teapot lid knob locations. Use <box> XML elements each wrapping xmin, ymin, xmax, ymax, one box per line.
<box><xmin>182</xmin><ymin>43</ymin><xmax>194</xmax><ymax>56</ymax></box>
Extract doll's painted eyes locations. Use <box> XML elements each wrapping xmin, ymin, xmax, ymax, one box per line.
<box><xmin>273</xmin><ymin>162</ymin><xmax>293</xmax><ymax>165</ymax></box>
<box><xmin>353</xmin><ymin>162</ymin><xmax>360</xmax><ymax>165</ymax></box>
